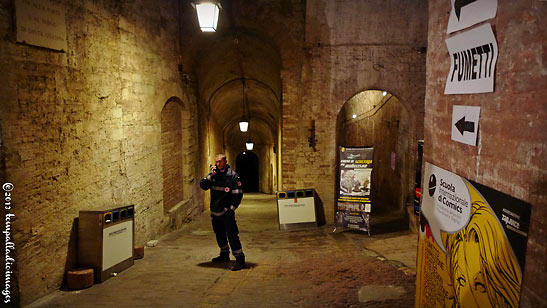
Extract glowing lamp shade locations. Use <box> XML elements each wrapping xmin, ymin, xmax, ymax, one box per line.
<box><xmin>195</xmin><ymin>3</ymin><xmax>220</xmax><ymax>32</ymax></box>
<box><xmin>239</xmin><ymin>120</ymin><xmax>249</xmax><ymax>132</ymax></box>
<box><xmin>246</xmin><ymin>141</ymin><xmax>254</xmax><ymax>151</ymax></box>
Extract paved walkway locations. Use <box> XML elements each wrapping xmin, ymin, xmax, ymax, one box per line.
<box><xmin>29</xmin><ymin>193</ymin><xmax>418</xmax><ymax>308</ymax></box>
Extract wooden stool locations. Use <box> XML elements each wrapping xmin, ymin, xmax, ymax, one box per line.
<box><xmin>66</xmin><ymin>268</ymin><xmax>94</xmax><ymax>290</ymax></box>
<box><xmin>134</xmin><ymin>245</ymin><xmax>145</xmax><ymax>259</ymax></box>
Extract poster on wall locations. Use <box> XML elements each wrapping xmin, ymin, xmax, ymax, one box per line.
<box><xmin>444</xmin><ymin>23</ymin><xmax>498</xmax><ymax>94</ymax></box>
<box><xmin>447</xmin><ymin>0</ymin><xmax>498</xmax><ymax>34</ymax></box>
<box><xmin>335</xmin><ymin>146</ymin><xmax>374</xmax><ymax>234</ymax></box>
<box><xmin>415</xmin><ymin>162</ymin><xmax>531</xmax><ymax>308</ymax></box>
<box><xmin>413</xmin><ymin>140</ymin><xmax>424</xmax><ymax>215</ymax></box>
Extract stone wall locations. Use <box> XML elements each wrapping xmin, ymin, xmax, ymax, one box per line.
<box><xmin>426</xmin><ymin>1</ymin><xmax>546</xmax><ymax>306</ymax></box>
<box><xmin>281</xmin><ymin>0</ymin><xmax>427</xmax><ymax>223</ymax></box>
<box><xmin>199</xmin><ymin>116</ymin><xmax>225</xmax><ymax>209</ymax></box>
<box><xmin>256</xmin><ymin>144</ymin><xmax>272</xmax><ymax>194</ymax></box>
<box><xmin>0</xmin><ymin>0</ymin><xmax>202</xmax><ymax>305</ymax></box>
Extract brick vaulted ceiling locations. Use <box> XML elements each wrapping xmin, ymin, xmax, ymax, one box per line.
<box><xmin>178</xmin><ymin>0</ymin><xmax>291</xmax><ymax>146</ymax></box>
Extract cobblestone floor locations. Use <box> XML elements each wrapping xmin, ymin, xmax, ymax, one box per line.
<box><xmin>28</xmin><ymin>193</ymin><xmax>418</xmax><ymax>308</ymax></box>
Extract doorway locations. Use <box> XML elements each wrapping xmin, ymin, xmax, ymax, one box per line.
<box><xmin>236</xmin><ymin>151</ymin><xmax>259</xmax><ymax>192</ymax></box>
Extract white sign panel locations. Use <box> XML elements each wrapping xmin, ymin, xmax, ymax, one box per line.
<box><xmin>421</xmin><ymin>163</ymin><xmax>472</xmax><ymax>252</ymax></box>
<box><xmin>102</xmin><ymin>220</ymin><xmax>133</xmax><ymax>270</ymax></box>
<box><xmin>15</xmin><ymin>0</ymin><xmax>68</xmax><ymax>51</ymax></box>
<box><xmin>444</xmin><ymin>23</ymin><xmax>498</xmax><ymax>94</ymax></box>
<box><xmin>278</xmin><ymin>197</ymin><xmax>316</xmax><ymax>224</ymax></box>
<box><xmin>451</xmin><ymin>105</ymin><xmax>480</xmax><ymax>146</ymax></box>
<box><xmin>447</xmin><ymin>0</ymin><xmax>497</xmax><ymax>34</ymax></box>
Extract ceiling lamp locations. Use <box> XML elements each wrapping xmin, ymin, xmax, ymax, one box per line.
<box><xmin>239</xmin><ymin>118</ymin><xmax>249</xmax><ymax>132</ymax></box>
<box><xmin>246</xmin><ymin>140</ymin><xmax>254</xmax><ymax>151</ymax></box>
<box><xmin>195</xmin><ymin>2</ymin><xmax>221</xmax><ymax>32</ymax></box>
<box><xmin>238</xmin><ymin>78</ymin><xmax>249</xmax><ymax>132</ymax></box>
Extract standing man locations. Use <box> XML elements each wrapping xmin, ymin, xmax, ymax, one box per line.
<box><xmin>200</xmin><ymin>154</ymin><xmax>246</xmax><ymax>271</ymax></box>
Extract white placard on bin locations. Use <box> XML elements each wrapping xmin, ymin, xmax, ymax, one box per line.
<box><xmin>277</xmin><ymin>190</ymin><xmax>318</xmax><ymax>230</ymax></box>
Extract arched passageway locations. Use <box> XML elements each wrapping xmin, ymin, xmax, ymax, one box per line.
<box><xmin>236</xmin><ymin>151</ymin><xmax>259</xmax><ymax>192</ymax></box>
<box><xmin>183</xmin><ymin>15</ymin><xmax>283</xmax><ymax>196</ymax></box>
<box><xmin>336</xmin><ymin>90</ymin><xmax>415</xmax><ymax>231</ymax></box>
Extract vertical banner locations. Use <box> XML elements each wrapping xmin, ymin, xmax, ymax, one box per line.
<box><xmin>415</xmin><ymin>162</ymin><xmax>531</xmax><ymax>308</ymax></box>
<box><xmin>335</xmin><ymin>146</ymin><xmax>374</xmax><ymax>234</ymax></box>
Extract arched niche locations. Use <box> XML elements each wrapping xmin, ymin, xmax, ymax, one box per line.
<box><xmin>160</xmin><ymin>97</ymin><xmax>185</xmax><ymax>213</ymax></box>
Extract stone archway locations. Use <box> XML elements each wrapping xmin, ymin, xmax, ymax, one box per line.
<box><xmin>336</xmin><ymin>90</ymin><xmax>415</xmax><ymax>230</ymax></box>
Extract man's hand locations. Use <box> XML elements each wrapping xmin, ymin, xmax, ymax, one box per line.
<box><xmin>206</xmin><ymin>165</ymin><xmax>217</xmax><ymax>181</ymax></box>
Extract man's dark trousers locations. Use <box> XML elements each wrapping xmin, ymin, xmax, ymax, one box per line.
<box><xmin>211</xmin><ymin>210</ymin><xmax>244</xmax><ymax>257</ymax></box>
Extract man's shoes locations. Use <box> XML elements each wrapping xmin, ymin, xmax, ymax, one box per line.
<box><xmin>231</xmin><ymin>261</ymin><xmax>246</xmax><ymax>271</ymax></box>
<box><xmin>211</xmin><ymin>253</ymin><xmax>230</xmax><ymax>263</ymax></box>
<box><xmin>231</xmin><ymin>256</ymin><xmax>246</xmax><ymax>271</ymax></box>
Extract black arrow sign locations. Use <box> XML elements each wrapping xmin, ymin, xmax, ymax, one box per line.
<box><xmin>455</xmin><ymin>116</ymin><xmax>475</xmax><ymax>135</ymax></box>
<box><xmin>454</xmin><ymin>0</ymin><xmax>478</xmax><ymax>21</ymax></box>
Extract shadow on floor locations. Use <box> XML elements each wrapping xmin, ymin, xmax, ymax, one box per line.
<box><xmin>370</xmin><ymin>213</ymin><xmax>409</xmax><ymax>235</ymax></box>
<box><xmin>197</xmin><ymin>262</ymin><xmax>258</xmax><ymax>269</ymax></box>
<box><xmin>370</xmin><ymin>221</ymin><xmax>408</xmax><ymax>235</ymax></box>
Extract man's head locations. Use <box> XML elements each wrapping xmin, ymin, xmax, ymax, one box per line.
<box><xmin>215</xmin><ymin>154</ymin><xmax>227</xmax><ymax>172</ymax></box>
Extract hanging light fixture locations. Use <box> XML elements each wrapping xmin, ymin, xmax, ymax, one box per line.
<box><xmin>239</xmin><ymin>117</ymin><xmax>248</xmax><ymax>132</ymax></box>
<box><xmin>194</xmin><ymin>2</ymin><xmax>221</xmax><ymax>32</ymax></box>
<box><xmin>246</xmin><ymin>139</ymin><xmax>254</xmax><ymax>151</ymax></box>
<box><xmin>239</xmin><ymin>78</ymin><xmax>249</xmax><ymax>132</ymax></box>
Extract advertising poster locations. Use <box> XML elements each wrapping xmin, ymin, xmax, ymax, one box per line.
<box><xmin>335</xmin><ymin>147</ymin><xmax>374</xmax><ymax>234</ymax></box>
<box><xmin>413</xmin><ymin>141</ymin><xmax>424</xmax><ymax>215</ymax></box>
<box><xmin>415</xmin><ymin>163</ymin><xmax>531</xmax><ymax>308</ymax></box>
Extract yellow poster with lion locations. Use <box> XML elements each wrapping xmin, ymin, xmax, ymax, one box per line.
<box><xmin>415</xmin><ymin>163</ymin><xmax>530</xmax><ymax>308</ymax></box>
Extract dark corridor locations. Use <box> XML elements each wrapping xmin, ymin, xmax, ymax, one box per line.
<box><xmin>236</xmin><ymin>151</ymin><xmax>259</xmax><ymax>192</ymax></box>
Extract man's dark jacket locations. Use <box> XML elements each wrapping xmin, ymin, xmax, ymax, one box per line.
<box><xmin>200</xmin><ymin>164</ymin><xmax>243</xmax><ymax>214</ymax></box>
